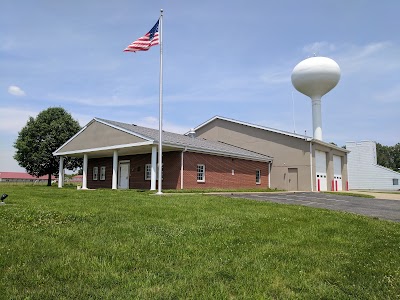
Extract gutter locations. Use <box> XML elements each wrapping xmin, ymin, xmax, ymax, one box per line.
<box><xmin>162</xmin><ymin>143</ymin><xmax>273</xmax><ymax>163</ymax></box>
<box><xmin>53</xmin><ymin>141</ymin><xmax>155</xmax><ymax>156</ymax></box>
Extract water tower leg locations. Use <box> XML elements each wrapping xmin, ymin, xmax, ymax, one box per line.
<box><xmin>312</xmin><ymin>98</ymin><xmax>322</xmax><ymax>140</ymax></box>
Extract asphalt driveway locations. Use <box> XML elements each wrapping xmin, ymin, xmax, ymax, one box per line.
<box><xmin>226</xmin><ymin>192</ymin><xmax>400</xmax><ymax>222</ymax></box>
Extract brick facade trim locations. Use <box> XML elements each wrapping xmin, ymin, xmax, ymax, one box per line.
<box><xmin>87</xmin><ymin>151</ymin><xmax>269</xmax><ymax>190</ymax></box>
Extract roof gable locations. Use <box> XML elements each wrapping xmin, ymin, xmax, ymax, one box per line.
<box><xmin>54</xmin><ymin>119</ymin><xmax>150</xmax><ymax>155</ymax></box>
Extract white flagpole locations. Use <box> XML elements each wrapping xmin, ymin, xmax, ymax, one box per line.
<box><xmin>156</xmin><ymin>8</ymin><xmax>164</xmax><ymax>195</ymax></box>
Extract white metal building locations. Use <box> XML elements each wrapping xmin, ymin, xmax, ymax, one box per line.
<box><xmin>346</xmin><ymin>141</ymin><xmax>400</xmax><ymax>190</ymax></box>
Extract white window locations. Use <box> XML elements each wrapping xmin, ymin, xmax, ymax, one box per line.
<box><xmin>256</xmin><ymin>169</ymin><xmax>261</xmax><ymax>184</ymax></box>
<box><xmin>145</xmin><ymin>164</ymin><xmax>151</xmax><ymax>180</ymax></box>
<box><xmin>93</xmin><ymin>167</ymin><xmax>98</xmax><ymax>181</ymax></box>
<box><xmin>197</xmin><ymin>164</ymin><xmax>205</xmax><ymax>182</ymax></box>
<box><xmin>394</xmin><ymin>179</ymin><xmax>399</xmax><ymax>186</ymax></box>
<box><xmin>145</xmin><ymin>164</ymin><xmax>163</xmax><ymax>180</ymax></box>
<box><xmin>100</xmin><ymin>166</ymin><xmax>106</xmax><ymax>181</ymax></box>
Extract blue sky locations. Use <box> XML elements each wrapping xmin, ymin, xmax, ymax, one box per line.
<box><xmin>1</xmin><ymin>0</ymin><xmax>399</xmax><ymax>172</ymax></box>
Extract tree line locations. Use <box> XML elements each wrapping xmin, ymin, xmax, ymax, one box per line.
<box><xmin>376</xmin><ymin>143</ymin><xmax>400</xmax><ymax>172</ymax></box>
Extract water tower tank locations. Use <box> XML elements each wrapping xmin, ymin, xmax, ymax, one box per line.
<box><xmin>291</xmin><ymin>57</ymin><xmax>340</xmax><ymax>141</ymax></box>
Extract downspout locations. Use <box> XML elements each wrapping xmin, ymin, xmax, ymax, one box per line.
<box><xmin>180</xmin><ymin>147</ymin><xmax>187</xmax><ymax>190</ymax></box>
<box><xmin>180</xmin><ymin>151</ymin><xmax>184</xmax><ymax>190</ymax></box>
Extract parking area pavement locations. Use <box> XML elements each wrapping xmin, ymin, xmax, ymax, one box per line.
<box><xmin>226</xmin><ymin>192</ymin><xmax>400</xmax><ymax>222</ymax></box>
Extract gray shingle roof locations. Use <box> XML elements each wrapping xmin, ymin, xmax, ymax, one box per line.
<box><xmin>96</xmin><ymin>118</ymin><xmax>273</xmax><ymax>162</ymax></box>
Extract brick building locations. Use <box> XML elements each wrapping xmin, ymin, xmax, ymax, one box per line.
<box><xmin>53</xmin><ymin>118</ymin><xmax>272</xmax><ymax>190</ymax></box>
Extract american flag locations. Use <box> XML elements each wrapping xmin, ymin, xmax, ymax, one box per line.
<box><xmin>124</xmin><ymin>20</ymin><xmax>159</xmax><ymax>52</ymax></box>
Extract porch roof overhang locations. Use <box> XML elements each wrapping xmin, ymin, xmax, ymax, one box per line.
<box><xmin>54</xmin><ymin>141</ymin><xmax>272</xmax><ymax>162</ymax></box>
<box><xmin>53</xmin><ymin>141</ymin><xmax>155</xmax><ymax>158</ymax></box>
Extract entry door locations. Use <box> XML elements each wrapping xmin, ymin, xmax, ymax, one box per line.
<box><xmin>118</xmin><ymin>162</ymin><xmax>130</xmax><ymax>189</ymax></box>
<box><xmin>288</xmin><ymin>168</ymin><xmax>298</xmax><ymax>191</ymax></box>
<box><xmin>333</xmin><ymin>155</ymin><xmax>343</xmax><ymax>191</ymax></box>
<box><xmin>315</xmin><ymin>150</ymin><xmax>327</xmax><ymax>191</ymax></box>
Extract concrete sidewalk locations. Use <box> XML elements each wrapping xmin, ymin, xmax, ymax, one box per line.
<box><xmin>349</xmin><ymin>191</ymin><xmax>400</xmax><ymax>201</ymax></box>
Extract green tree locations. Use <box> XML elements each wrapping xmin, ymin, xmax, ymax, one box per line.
<box><xmin>14</xmin><ymin>107</ymin><xmax>82</xmax><ymax>186</ymax></box>
<box><xmin>392</xmin><ymin>143</ymin><xmax>400</xmax><ymax>172</ymax></box>
<box><xmin>376</xmin><ymin>143</ymin><xmax>392</xmax><ymax>168</ymax></box>
<box><xmin>376</xmin><ymin>142</ymin><xmax>400</xmax><ymax>172</ymax></box>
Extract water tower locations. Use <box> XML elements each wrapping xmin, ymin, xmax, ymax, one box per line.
<box><xmin>291</xmin><ymin>57</ymin><xmax>340</xmax><ymax>141</ymax></box>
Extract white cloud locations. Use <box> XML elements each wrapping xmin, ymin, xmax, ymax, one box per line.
<box><xmin>337</xmin><ymin>42</ymin><xmax>395</xmax><ymax>74</ymax></box>
<box><xmin>134</xmin><ymin>116</ymin><xmax>189</xmax><ymax>134</ymax></box>
<box><xmin>8</xmin><ymin>85</ymin><xmax>26</xmax><ymax>96</ymax></box>
<box><xmin>0</xmin><ymin>147</ymin><xmax>25</xmax><ymax>172</ymax></box>
<box><xmin>163</xmin><ymin>122</ymin><xmax>190</xmax><ymax>134</ymax></box>
<box><xmin>141</xmin><ymin>116</ymin><xmax>158</xmax><ymax>125</ymax></box>
<box><xmin>0</xmin><ymin>37</ymin><xmax>16</xmax><ymax>51</ymax></box>
<box><xmin>303</xmin><ymin>42</ymin><xmax>337</xmax><ymax>55</ymax></box>
<box><xmin>300</xmin><ymin>41</ymin><xmax>400</xmax><ymax>80</ymax></box>
<box><xmin>48</xmin><ymin>94</ymin><xmax>156</xmax><ymax>107</ymax></box>
<box><xmin>356</xmin><ymin>42</ymin><xmax>391</xmax><ymax>58</ymax></box>
<box><xmin>0</xmin><ymin>107</ymin><xmax>38</xmax><ymax>133</ymax></box>
<box><xmin>374</xmin><ymin>84</ymin><xmax>400</xmax><ymax>103</ymax></box>
<box><xmin>72</xmin><ymin>112</ymin><xmax>94</xmax><ymax>127</ymax></box>
<box><xmin>260</xmin><ymin>69</ymin><xmax>291</xmax><ymax>85</ymax></box>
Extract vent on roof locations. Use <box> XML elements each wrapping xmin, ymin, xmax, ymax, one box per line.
<box><xmin>187</xmin><ymin>128</ymin><xmax>196</xmax><ymax>138</ymax></box>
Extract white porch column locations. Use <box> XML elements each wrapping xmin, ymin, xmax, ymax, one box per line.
<box><xmin>112</xmin><ymin>150</ymin><xmax>118</xmax><ymax>190</ymax></box>
<box><xmin>150</xmin><ymin>146</ymin><xmax>157</xmax><ymax>190</ymax></box>
<box><xmin>268</xmin><ymin>161</ymin><xmax>271</xmax><ymax>189</ymax></box>
<box><xmin>180</xmin><ymin>151</ymin><xmax>184</xmax><ymax>190</ymax></box>
<box><xmin>82</xmin><ymin>154</ymin><xmax>88</xmax><ymax>189</ymax></box>
<box><xmin>58</xmin><ymin>156</ymin><xmax>64</xmax><ymax>188</ymax></box>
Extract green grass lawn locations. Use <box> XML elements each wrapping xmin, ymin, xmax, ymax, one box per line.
<box><xmin>0</xmin><ymin>186</ymin><xmax>399</xmax><ymax>299</ymax></box>
<box><xmin>323</xmin><ymin>191</ymin><xmax>375</xmax><ymax>198</ymax></box>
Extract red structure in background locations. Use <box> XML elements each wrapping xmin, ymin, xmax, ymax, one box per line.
<box><xmin>0</xmin><ymin>172</ymin><xmax>56</xmax><ymax>183</ymax></box>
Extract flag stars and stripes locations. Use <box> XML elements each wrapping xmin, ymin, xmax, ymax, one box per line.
<box><xmin>124</xmin><ymin>20</ymin><xmax>160</xmax><ymax>52</ymax></box>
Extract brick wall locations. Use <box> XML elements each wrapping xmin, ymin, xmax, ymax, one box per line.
<box><xmin>88</xmin><ymin>157</ymin><xmax>113</xmax><ymax>189</ymax></box>
<box><xmin>182</xmin><ymin>152</ymin><xmax>269</xmax><ymax>189</ymax></box>
<box><xmin>87</xmin><ymin>152</ymin><xmax>182</xmax><ymax>189</ymax></box>
<box><xmin>87</xmin><ymin>151</ymin><xmax>269</xmax><ymax>190</ymax></box>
